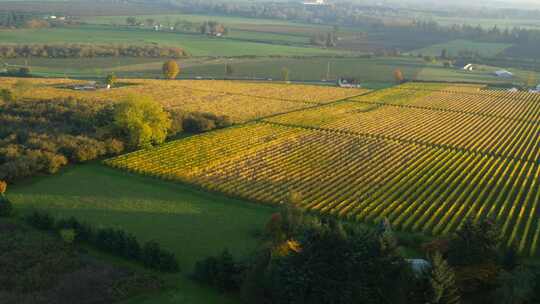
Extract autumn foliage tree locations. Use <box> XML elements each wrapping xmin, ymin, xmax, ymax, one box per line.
<box><xmin>162</xmin><ymin>60</ymin><xmax>180</xmax><ymax>79</ymax></box>
<box><xmin>0</xmin><ymin>180</ymin><xmax>6</xmax><ymax>196</ymax></box>
<box><xmin>0</xmin><ymin>180</ymin><xmax>12</xmax><ymax>217</ymax></box>
<box><xmin>113</xmin><ymin>96</ymin><xmax>171</xmax><ymax>149</ymax></box>
<box><xmin>394</xmin><ymin>68</ymin><xmax>404</xmax><ymax>83</ymax></box>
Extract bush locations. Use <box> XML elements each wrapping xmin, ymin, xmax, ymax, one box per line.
<box><xmin>182</xmin><ymin>112</ymin><xmax>232</xmax><ymax>133</ymax></box>
<box><xmin>26</xmin><ymin>211</ymin><xmax>56</xmax><ymax>230</ymax></box>
<box><xmin>141</xmin><ymin>241</ymin><xmax>180</xmax><ymax>273</ymax></box>
<box><xmin>0</xmin><ymin>89</ymin><xmax>14</xmax><ymax>102</ymax></box>
<box><xmin>56</xmin><ymin>216</ymin><xmax>94</xmax><ymax>242</ymax></box>
<box><xmin>192</xmin><ymin>249</ymin><xmax>244</xmax><ymax>292</ymax></box>
<box><xmin>0</xmin><ymin>196</ymin><xmax>13</xmax><ymax>217</ymax></box>
<box><xmin>60</xmin><ymin>229</ymin><xmax>77</xmax><ymax>244</ymax></box>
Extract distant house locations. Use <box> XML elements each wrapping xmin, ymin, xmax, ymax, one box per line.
<box><xmin>462</xmin><ymin>64</ymin><xmax>474</xmax><ymax>71</ymax></box>
<box><xmin>494</xmin><ymin>70</ymin><xmax>513</xmax><ymax>78</ymax></box>
<box><xmin>453</xmin><ymin>60</ymin><xmax>473</xmax><ymax>71</ymax></box>
<box><xmin>303</xmin><ymin>0</ymin><xmax>326</xmax><ymax>5</ymax></box>
<box><xmin>508</xmin><ymin>87</ymin><xmax>519</xmax><ymax>93</ymax></box>
<box><xmin>337</xmin><ymin>77</ymin><xmax>361</xmax><ymax>88</ymax></box>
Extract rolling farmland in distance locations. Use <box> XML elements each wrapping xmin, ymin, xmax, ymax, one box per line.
<box><xmin>106</xmin><ymin>82</ymin><xmax>540</xmax><ymax>256</ymax></box>
<box><xmin>0</xmin><ymin>78</ymin><xmax>368</xmax><ymax>122</ymax></box>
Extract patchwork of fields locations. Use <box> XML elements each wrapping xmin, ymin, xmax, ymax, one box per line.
<box><xmin>0</xmin><ymin>78</ymin><xmax>367</xmax><ymax>122</ymax></box>
<box><xmin>106</xmin><ymin>82</ymin><xmax>540</xmax><ymax>256</ymax></box>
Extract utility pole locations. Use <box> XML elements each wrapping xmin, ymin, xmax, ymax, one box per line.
<box><xmin>326</xmin><ymin>61</ymin><xmax>331</xmax><ymax>81</ymax></box>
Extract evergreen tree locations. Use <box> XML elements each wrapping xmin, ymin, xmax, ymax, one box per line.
<box><xmin>430</xmin><ymin>252</ymin><xmax>461</xmax><ymax>304</ymax></box>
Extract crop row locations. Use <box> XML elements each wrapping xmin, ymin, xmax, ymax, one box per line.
<box><xmin>105</xmin><ymin>123</ymin><xmax>304</xmax><ymax>180</ymax></box>
<box><xmin>190</xmin><ymin>130</ymin><xmax>540</xmax><ymax>255</ymax></box>
<box><xmin>318</xmin><ymin>104</ymin><xmax>540</xmax><ymax>162</ymax></box>
<box><xmin>355</xmin><ymin>89</ymin><xmax>540</xmax><ymax>122</ymax></box>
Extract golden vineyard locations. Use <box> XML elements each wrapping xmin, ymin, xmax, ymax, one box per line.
<box><xmin>106</xmin><ymin>82</ymin><xmax>540</xmax><ymax>256</ymax></box>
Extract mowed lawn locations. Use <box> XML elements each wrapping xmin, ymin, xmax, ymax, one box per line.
<box><xmin>9</xmin><ymin>163</ymin><xmax>275</xmax><ymax>304</ymax></box>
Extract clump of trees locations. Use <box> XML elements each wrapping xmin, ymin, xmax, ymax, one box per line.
<box><xmin>194</xmin><ymin>198</ymin><xmax>540</xmax><ymax>304</ymax></box>
<box><xmin>1</xmin><ymin>218</ymin><xmax>162</xmax><ymax>303</ymax></box>
<box><xmin>25</xmin><ymin>211</ymin><xmax>180</xmax><ymax>272</ymax></box>
<box><xmin>0</xmin><ymin>44</ymin><xmax>187</xmax><ymax>58</ymax></box>
<box><xmin>0</xmin><ymin>11</ymin><xmax>47</xmax><ymax>28</ymax></box>
<box><xmin>0</xmin><ymin>98</ymin><xmax>126</xmax><ymax>182</ymax></box>
<box><xmin>0</xmin><ymin>91</ymin><xmax>235</xmax><ymax>182</ymax></box>
<box><xmin>200</xmin><ymin>21</ymin><xmax>228</xmax><ymax>36</ymax></box>
<box><xmin>310</xmin><ymin>32</ymin><xmax>337</xmax><ymax>47</ymax></box>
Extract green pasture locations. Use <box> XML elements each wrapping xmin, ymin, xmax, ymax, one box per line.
<box><xmin>5</xmin><ymin>56</ymin><xmax>531</xmax><ymax>86</ymax></box>
<box><xmin>410</xmin><ymin>39</ymin><xmax>513</xmax><ymax>58</ymax></box>
<box><xmin>9</xmin><ymin>162</ymin><xmax>275</xmax><ymax>304</ymax></box>
<box><xmin>0</xmin><ymin>25</ymin><xmax>341</xmax><ymax>57</ymax></box>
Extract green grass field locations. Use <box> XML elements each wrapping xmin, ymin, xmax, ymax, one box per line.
<box><xmin>4</xmin><ymin>56</ymin><xmax>532</xmax><ymax>87</ymax></box>
<box><xmin>0</xmin><ymin>24</ymin><xmax>341</xmax><ymax>57</ymax></box>
<box><xmin>9</xmin><ymin>162</ymin><xmax>275</xmax><ymax>304</ymax></box>
<box><xmin>411</xmin><ymin>39</ymin><xmax>513</xmax><ymax>58</ymax></box>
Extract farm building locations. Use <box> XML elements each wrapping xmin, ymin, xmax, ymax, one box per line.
<box><xmin>337</xmin><ymin>77</ymin><xmax>362</xmax><ymax>88</ymax></box>
<box><xmin>494</xmin><ymin>70</ymin><xmax>513</xmax><ymax>78</ymax></box>
<box><xmin>453</xmin><ymin>60</ymin><xmax>474</xmax><ymax>71</ymax></box>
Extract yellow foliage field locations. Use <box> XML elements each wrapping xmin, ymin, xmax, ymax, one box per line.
<box><xmin>0</xmin><ymin>78</ymin><xmax>369</xmax><ymax>122</ymax></box>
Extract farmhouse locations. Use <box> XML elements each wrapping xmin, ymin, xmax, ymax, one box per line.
<box><xmin>494</xmin><ymin>70</ymin><xmax>513</xmax><ymax>78</ymax></box>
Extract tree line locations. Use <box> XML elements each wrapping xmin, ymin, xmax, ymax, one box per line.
<box><xmin>0</xmin><ymin>11</ymin><xmax>45</xmax><ymax>28</ymax></box>
<box><xmin>0</xmin><ymin>44</ymin><xmax>187</xmax><ymax>58</ymax></box>
<box><xmin>24</xmin><ymin>210</ymin><xmax>180</xmax><ymax>272</ymax></box>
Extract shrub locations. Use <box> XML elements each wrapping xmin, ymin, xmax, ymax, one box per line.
<box><xmin>26</xmin><ymin>211</ymin><xmax>56</xmax><ymax>230</ymax></box>
<box><xmin>182</xmin><ymin>112</ymin><xmax>232</xmax><ymax>133</ymax></box>
<box><xmin>0</xmin><ymin>196</ymin><xmax>13</xmax><ymax>217</ymax></box>
<box><xmin>0</xmin><ymin>89</ymin><xmax>14</xmax><ymax>102</ymax></box>
<box><xmin>192</xmin><ymin>249</ymin><xmax>245</xmax><ymax>292</ymax></box>
<box><xmin>141</xmin><ymin>241</ymin><xmax>180</xmax><ymax>273</ymax></box>
<box><xmin>60</xmin><ymin>229</ymin><xmax>77</xmax><ymax>244</ymax></box>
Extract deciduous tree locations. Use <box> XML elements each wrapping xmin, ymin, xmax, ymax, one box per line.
<box><xmin>394</xmin><ymin>68</ymin><xmax>404</xmax><ymax>83</ymax></box>
<box><xmin>162</xmin><ymin>60</ymin><xmax>180</xmax><ymax>79</ymax></box>
<box><xmin>113</xmin><ymin>96</ymin><xmax>171</xmax><ymax>149</ymax></box>
<box><xmin>281</xmin><ymin>67</ymin><xmax>290</xmax><ymax>82</ymax></box>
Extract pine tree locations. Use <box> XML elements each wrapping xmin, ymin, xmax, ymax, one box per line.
<box><xmin>430</xmin><ymin>252</ymin><xmax>461</xmax><ymax>304</ymax></box>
